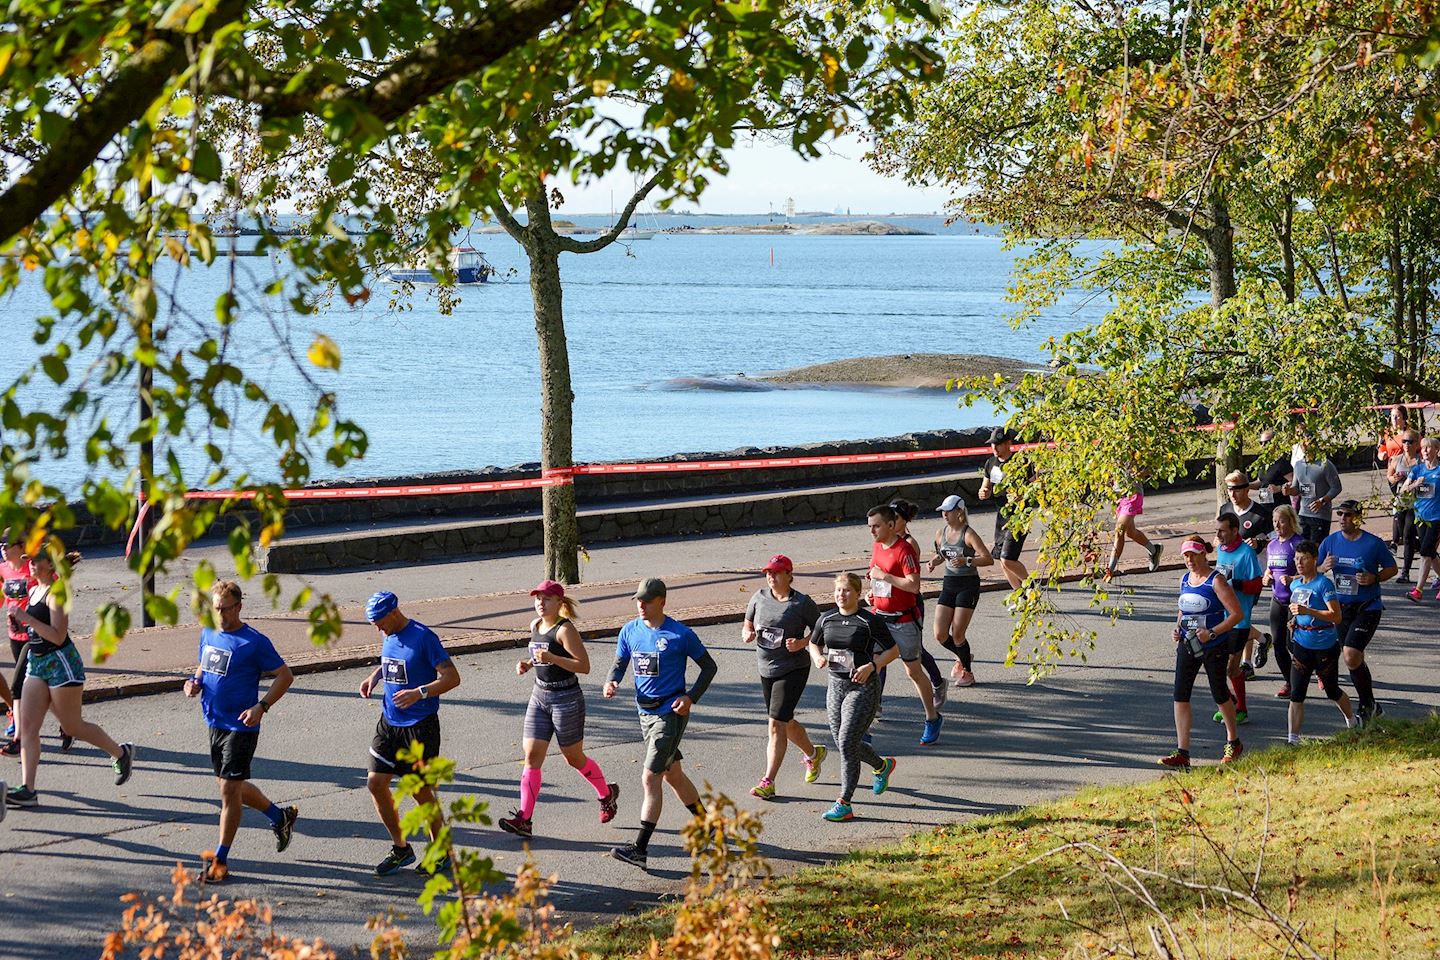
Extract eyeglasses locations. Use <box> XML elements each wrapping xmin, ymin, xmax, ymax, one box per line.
<box><xmin>214</xmin><ymin>602</ymin><xmax>239</xmax><ymax>612</ymax></box>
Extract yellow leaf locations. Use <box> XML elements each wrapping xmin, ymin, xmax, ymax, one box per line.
<box><xmin>821</xmin><ymin>52</ymin><xmax>840</xmax><ymax>90</ymax></box>
<box><xmin>592</xmin><ymin>78</ymin><xmax>613</xmax><ymax>96</ymax></box>
<box><xmin>307</xmin><ymin>334</ymin><xmax>341</xmax><ymax>371</ymax></box>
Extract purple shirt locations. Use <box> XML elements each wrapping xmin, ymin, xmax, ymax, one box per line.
<box><xmin>1266</xmin><ymin>535</ymin><xmax>1301</xmax><ymax>603</ymax></box>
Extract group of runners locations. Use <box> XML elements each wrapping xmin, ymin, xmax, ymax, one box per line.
<box><xmin>0</xmin><ymin>422</ymin><xmax>1435</xmax><ymax>878</ymax></box>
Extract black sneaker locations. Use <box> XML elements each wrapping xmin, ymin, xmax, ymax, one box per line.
<box><xmin>5</xmin><ymin>785</ymin><xmax>38</xmax><ymax>808</ymax></box>
<box><xmin>273</xmin><ymin>805</ymin><xmax>299</xmax><ymax>853</ymax></box>
<box><xmin>498</xmin><ymin>812</ymin><xmax>533</xmax><ymax>838</ymax></box>
<box><xmin>1254</xmin><ymin>633</ymin><xmax>1271</xmax><ymax>670</ymax></box>
<box><xmin>416</xmin><ymin>852</ymin><xmax>451</xmax><ymax>875</ymax></box>
<box><xmin>113</xmin><ymin>743</ymin><xmax>136</xmax><ymax>786</ymax></box>
<box><xmin>1240</xmin><ymin>661</ymin><xmax>1256</xmax><ymax>681</ymax></box>
<box><xmin>610</xmin><ymin>841</ymin><xmax>648</xmax><ymax>869</ymax></box>
<box><xmin>0</xmin><ymin>739</ymin><xmax>18</xmax><ymax>757</ymax></box>
<box><xmin>598</xmin><ymin>782</ymin><xmax>620</xmax><ymax>824</ymax></box>
<box><xmin>374</xmin><ymin>845</ymin><xmax>416</xmax><ymax>877</ymax></box>
<box><xmin>1355</xmin><ymin>703</ymin><xmax>1375</xmax><ymax>728</ymax></box>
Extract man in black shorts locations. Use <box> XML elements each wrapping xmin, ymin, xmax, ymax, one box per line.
<box><xmin>183</xmin><ymin>581</ymin><xmax>296</xmax><ymax>884</ymax></box>
<box><xmin>979</xmin><ymin>428</ymin><xmax>1033</xmax><ymax>590</ymax></box>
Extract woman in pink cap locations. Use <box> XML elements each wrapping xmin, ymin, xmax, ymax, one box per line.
<box><xmin>742</xmin><ymin>554</ymin><xmax>825</xmax><ymax>800</ymax></box>
<box><xmin>497</xmin><ymin>581</ymin><xmax>619</xmax><ymax>838</ymax></box>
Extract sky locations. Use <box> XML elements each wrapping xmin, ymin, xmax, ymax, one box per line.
<box><xmin>555</xmin><ymin>133</ymin><xmax>956</xmax><ymax>217</ymax></box>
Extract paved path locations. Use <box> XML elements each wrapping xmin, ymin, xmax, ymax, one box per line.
<box><xmin>2</xmin><ymin>565</ymin><xmax>1436</xmax><ymax>959</ymax></box>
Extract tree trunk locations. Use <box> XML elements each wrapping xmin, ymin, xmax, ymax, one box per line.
<box><xmin>523</xmin><ymin>192</ymin><xmax>581</xmax><ymax>583</ymax></box>
<box><xmin>1278</xmin><ymin>192</ymin><xmax>1296</xmax><ymax>303</ymax></box>
<box><xmin>1206</xmin><ymin>187</ymin><xmax>1240</xmax><ymax>507</ymax></box>
<box><xmin>1389</xmin><ymin>218</ymin><xmax>1406</xmax><ymax>396</ymax></box>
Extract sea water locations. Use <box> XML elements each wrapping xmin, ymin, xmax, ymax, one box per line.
<box><xmin>0</xmin><ymin>220</ymin><xmax>1107</xmax><ymax>491</ymax></box>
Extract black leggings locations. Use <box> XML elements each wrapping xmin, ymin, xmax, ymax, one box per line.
<box><xmin>1393</xmin><ymin>508</ymin><xmax>1416</xmax><ymax>574</ymax></box>
<box><xmin>1268</xmin><ymin>599</ymin><xmax>1293</xmax><ymax>680</ymax></box>
<box><xmin>1288</xmin><ymin>642</ymin><xmax>1345</xmax><ymax>703</ymax></box>
<box><xmin>1173</xmin><ymin>642</ymin><xmax>1233</xmax><ymax>704</ymax></box>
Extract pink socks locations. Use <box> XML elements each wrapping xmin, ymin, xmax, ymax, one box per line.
<box><xmin>577</xmin><ymin>757</ymin><xmax>609</xmax><ymax>798</ymax></box>
<box><xmin>520</xmin><ymin>766</ymin><xmax>542</xmax><ymax>819</ymax></box>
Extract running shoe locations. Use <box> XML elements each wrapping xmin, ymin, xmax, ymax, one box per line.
<box><xmin>1147</xmin><ymin>542</ymin><xmax>1164</xmax><ymax>572</ymax></box>
<box><xmin>610</xmin><ymin>842</ymin><xmax>648</xmax><ymax>869</ymax></box>
<box><xmin>750</xmin><ymin>778</ymin><xmax>776</xmax><ymax>801</ymax></box>
<box><xmin>200</xmin><ymin>853</ymin><xmax>229</xmax><ymax>885</ymax></box>
<box><xmin>1434</xmin><ymin>588</ymin><xmax>1440</xmax><ymax>601</ymax></box>
<box><xmin>954</xmin><ymin>668</ymin><xmax>976</xmax><ymax>687</ymax></box>
<box><xmin>1240</xmin><ymin>660</ymin><xmax>1256</xmax><ymax>681</ymax></box>
<box><xmin>598</xmin><ymin>782</ymin><xmax>620</xmax><ymax>823</ymax></box>
<box><xmin>803</xmin><ymin>746</ymin><xmax>826</xmax><ymax>784</ymax></box>
<box><xmin>273</xmin><ymin>805</ymin><xmax>299</xmax><ymax>853</ymax></box>
<box><xmin>1254</xmin><ymin>634</ymin><xmax>1272</xmax><ymax>670</ymax></box>
<box><xmin>932</xmin><ymin>677</ymin><xmax>948</xmax><ymax>710</ymax></box>
<box><xmin>1221</xmin><ymin>741</ymin><xmax>1244</xmax><ymax>764</ymax></box>
<box><xmin>1156</xmin><ymin>750</ymin><xmax>1190</xmax><ymax>769</ymax></box>
<box><xmin>1212</xmin><ymin>708</ymin><xmax>1249</xmax><ymax>725</ymax></box>
<box><xmin>821</xmin><ymin>801</ymin><xmax>854</xmax><ymax>822</ymax></box>
<box><xmin>871</xmin><ymin>757</ymin><xmax>897</xmax><ymax>795</ymax></box>
<box><xmin>59</xmin><ymin>728</ymin><xmax>73</xmax><ymax>752</ymax></box>
<box><xmin>920</xmin><ymin>715</ymin><xmax>944</xmax><ymax>746</ymax></box>
<box><xmin>417</xmin><ymin>852</ymin><xmax>451</xmax><ymax>876</ymax></box>
<box><xmin>1407</xmin><ymin>588</ymin><xmax>1423</xmax><ymax>603</ymax></box>
<box><xmin>113</xmin><ymin>743</ymin><xmax>136</xmax><ymax>786</ymax></box>
<box><xmin>0</xmin><ymin>739</ymin><xmax>17</xmax><ymax>757</ymax></box>
<box><xmin>4</xmin><ymin>785</ymin><xmax>37</xmax><ymax>807</ymax></box>
<box><xmin>498</xmin><ymin>811</ymin><xmax>534</xmax><ymax>838</ymax></box>
<box><xmin>3</xmin><ymin>712</ymin><xmax>13</xmax><ymax>738</ymax></box>
<box><xmin>1395</xmin><ymin>574</ymin><xmax>1411</xmax><ymax>584</ymax></box>
<box><xmin>374</xmin><ymin>845</ymin><xmax>416</xmax><ymax>876</ymax></box>
<box><xmin>1275</xmin><ymin>684</ymin><xmax>1291</xmax><ymax>699</ymax></box>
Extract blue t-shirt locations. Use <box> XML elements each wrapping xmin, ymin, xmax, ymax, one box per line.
<box><xmin>614</xmin><ymin>615</ymin><xmax>707</xmax><ymax>716</ymax></box>
<box><xmin>1408</xmin><ymin>462</ymin><xmax>1440</xmax><ymax>522</ymax></box>
<box><xmin>1214</xmin><ymin>541</ymin><xmax>1262</xmax><ymax>629</ymax></box>
<box><xmin>1289</xmin><ymin>575</ymin><xmax>1339</xmax><ymax>650</ymax></box>
<box><xmin>197</xmin><ymin>624</ymin><xmax>285</xmax><ymax>732</ymax></box>
<box><xmin>379</xmin><ymin>619</ymin><xmax>451</xmax><ymax>727</ymax></box>
<box><xmin>1317</xmin><ymin>531</ymin><xmax>1394</xmax><ymax>612</ymax></box>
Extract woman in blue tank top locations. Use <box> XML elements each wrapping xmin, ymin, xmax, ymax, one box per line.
<box><xmin>1160</xmin><ymin>536</ymin><xmax>1245</xmax><ymax>770</ymax></box>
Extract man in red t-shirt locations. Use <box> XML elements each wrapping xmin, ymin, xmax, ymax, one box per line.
<box><xmin>867</xmin><ymin>505</ymin><xmax>944</xmax><ymax>745</ymax></box>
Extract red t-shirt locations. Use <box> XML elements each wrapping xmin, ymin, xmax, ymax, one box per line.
<box><xmin>869</xmin><ymin>537</ymin><xmax>920</xmax><ymax>618</ymax></box>
<box><xmin>1</xmin><ymin>559</ymin><xmax>34</xmax><ymax>643</ymax></box>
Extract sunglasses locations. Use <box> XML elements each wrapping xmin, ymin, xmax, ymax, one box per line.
<box><xmin>1403</xmin><ymin>439</ymin><xmax>1418</xmax><ymax>444</ymax></box>
<box><xmin>1336</xmin><ymin>511</ymin><xmax>1358</xmax><ymax>518</ymax></box>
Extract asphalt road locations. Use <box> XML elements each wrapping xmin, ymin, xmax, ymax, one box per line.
<box><xmin>2</xmin><ymin>570</ymin><xmax>1436</xmax><ymax>959</ymax></box>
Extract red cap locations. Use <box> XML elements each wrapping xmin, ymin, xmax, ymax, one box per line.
<box><xmin>762</xmin><ymin>554</ymin><xmax>793</xmax><ymax>573</ymax></box>
<box><xmin>530</xmin><ymin>579</ymin><xmax>566</xmax><ymax>598</ymax></box>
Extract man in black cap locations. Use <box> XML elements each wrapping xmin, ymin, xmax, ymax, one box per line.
<box><xmin>979</xmin><ymin>428</ymin><xmax>1034</xmax><ymax>590</ymax></box>
<box><xmin>603</xmin><ymin>578</ymin><xmax>718</xmax><ymax>869</ymax></box>
<box><xmin>1317</xmin><ymin>501</ymin><xmax>1397</xmax><ymax>725</ymax></box>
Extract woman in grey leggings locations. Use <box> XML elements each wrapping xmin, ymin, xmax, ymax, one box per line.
<box><xmin>809</xmin><ymin>572</ymin><xmax>900</xmax><ymax>822</ymax></box>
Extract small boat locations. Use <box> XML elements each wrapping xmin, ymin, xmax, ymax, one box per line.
<box><xmin>620</xmin><ymin>226</ymin><xmax>656</xmax><ymax>241</ymax></box>
<box><xmin>389</xmin><ymin>247</ymin><xmax>494</xmax><ymax>284</ymax></box>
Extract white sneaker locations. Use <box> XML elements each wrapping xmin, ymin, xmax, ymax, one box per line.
<box><xmin>932</xmin><ymin>677</ymin><xmax>948</xmax><ymax>710</ymax></box>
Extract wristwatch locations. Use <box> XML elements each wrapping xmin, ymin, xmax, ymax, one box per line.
<box><xmin>418</xmin><ymin>684</ymin><xmax>429</xmax><ymax>699</ymax></box>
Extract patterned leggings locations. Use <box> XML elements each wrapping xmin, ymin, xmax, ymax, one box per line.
<box><xmin>826</xmin><ymin>672</ymin><xmax>883</xmax><ymax>804</ymax></box>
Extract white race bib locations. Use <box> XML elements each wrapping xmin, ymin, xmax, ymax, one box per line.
<box><xmin>989</xmin><ymin>466</ymin><xmax>1004</xmax><ymax>484</ymax></box>
<box><xmin>1334</xmin><ymin>573</ymin><xmax>1358</xmax><ymax>595</ymax></box>
<box><xmin>1293</xmin><ymin>588</ymin><xmax>1313</xmax><ymax>608</ymax></box>
<box><xmin>757</xmin><ymin>626</ymin><xmax>785</xmax><ymax>650</ymax></box>
<box><xmin>528</xmin><ymin>641</ymin><xmax>547</xmax><ymax>665</ymax></box>
<box><xmin>870</xmin><ymin>578</ymin><xmax>893</xmax><ymax>599</ymax></box>
<box><xmin>827</xmin><ymin>648</ymin><xmax>855</xmax><ymax>672</ymax></box>
<box><xmin>1420</xmin><ymin>481</ymin><xmax>1437</xmax><ymax>499</ymax></box>
<box><xmin>633</xmin><ymin>652</ymin><xmax>659</xmax><ymax>677</ymax></box>
<box><xmin>201</xmin><ymin>645</ymin><xmax>232</xmax><ymax>677</ymax></box>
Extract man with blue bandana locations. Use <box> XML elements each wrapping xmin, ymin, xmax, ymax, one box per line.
<box><xmin>358</xmin><ymin>591</ymin><xmax>461</xmax><ymax>877</ymax></box>
<box><xmin>1318</xmin><ymin>500</ymin><xmax>1397</xmax><ymax>725</ymax></box>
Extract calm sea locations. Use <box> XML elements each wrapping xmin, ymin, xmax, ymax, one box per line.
<box><xmin>1</xmin><ymin>216</ymin><xmax>1106</xmax><ymax>491</ymax></box>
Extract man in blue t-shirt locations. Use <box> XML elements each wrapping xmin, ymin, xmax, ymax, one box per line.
<box><xmin>1318</xmin><ymin>501</ymin><xmax>1398</xmax><ymax>725</ymax></box>
<box><xmin>1401</xmin><ymin>437</ymin><xmax>1440</xmax><ymax>600</ymax></box>
<box><xmin>358</xmin><ymin>590</ymin><xmax>461</xmax><ymax>877</ymax></box>
<box><xmin>183</xmin><ymin>581</ymin><xmax>295</xmax><ymax>884</ymax></box>
<box><xmin>603</xmin><ymin>578</ymin><xmax>718</xmax><ymax>870</ymax></box>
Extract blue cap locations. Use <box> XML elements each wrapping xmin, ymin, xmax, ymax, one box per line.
<box><xmin>365</xmin><ymin>591</ymin><xmax>399</xmax><ymax>622</ymax></box>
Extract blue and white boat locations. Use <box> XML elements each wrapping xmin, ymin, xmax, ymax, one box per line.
<box><xmin>389</xmin><ymin>246</ymin><xmax>494</xmax><ymax>284</ymax></box>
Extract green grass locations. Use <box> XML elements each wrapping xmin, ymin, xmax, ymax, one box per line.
<box><xmin>575</xmin><ymin>716</ymin><xmax>1440</xmax><ymax>959</ymax></box>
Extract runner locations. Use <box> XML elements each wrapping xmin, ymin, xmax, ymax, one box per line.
<box><xmin>1262</xmin><ymin>505</ymin><xmax>1303</xmax><ymax>697</ymax></box>
<box><xmin>1211</xmin><ymin>513</ymin><xmax>1263</xmax><ymax>727</ymax></box>
<box><xmin>1104</xmin><ymin>478</ymin><xmax>1164</xmax><ymax>580</ymax></box>
<box><xmin>1219</xmin><ymin>471</ymin><xmax>1275</xmax><ymax>677</ymax></box>
<box><xmin>1</xmin><ymin>537</ymin><xmax>35</xmax><ymax>756</ymax></box>
<box><xmin>928</xmin><ymin>495</ymin><xmax>993</xmax><ymax>686</ymax></box>
<box><xmin>497</xmin><ymin>581</ymin><xmax>619</xmax><ymax>838</ymax></box>
<box><xmin>1251</xmin><ymin>429</ymin><xmax>1294</xmax><ymax>520</ymax></box>
<box><xmin>1318</xmin><ymin>500</ymin><xmax>1397</xmax><ymax>726</ymax></box>
<box><xmin>978</xmin><ymin>428</ymin><xmax>1033</xmax><ymax>591</ymax></box>
<box><xmin>1286</xmin><ymin>442</ymin><xmax>1343</xmax><ymax>544</ymax></box>
<box><xmin>4</xmin><ymin>548</ymin><xmax>135</xmax><ymax>810</ymax></box>
<box><xmin>1159</xmin><ymin>536</ymin><xmax>1245</xmax><ymax>769</ymax></box>
<box><xmin>1402</xmin><ymin>436</ymin><xmax>1440</xmax><ymax>601</ymax></box>
<box><xmin>809</xmin><ymin>572</ymin><xmax>900</xmax><ymax>822</ymax></box>
<box><xmin>1285</xmin><ymin>540</ymin><xmax>1354</xmax><ymax>742</ymax></box>
<box><xmin>604</xmin><ymin>578</ymin><xmax>718</xmax><ymax>870</ymax></box>
<box><xmin>740</xmin><ymin>556</ymin><xmax>825</xmax><ymax>802</ymax></box>
<box><xmin>887</xmin><ymin>498</ymin><xmax>947</xmax><ymax>708</ymax></box>
<box><xmin>1387</xmin><ymin>429</ymin><xmax>1421</xmax><ymax>583</ymax></box>
<box><xmin>358</xmin><ymin>590</ymin><xmax>461</xmax><ymax>876</ymax></box>
<box><xmin>867</xmin><ymin>504</ymin><xmax>943</xmax><ymax>745</ymax></box>
<box><xmin>183</xmin><ymin>581</ymin><xmax>298</xmax><ymax>883</ymax></box>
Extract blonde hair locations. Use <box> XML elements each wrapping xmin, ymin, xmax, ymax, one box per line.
<box><xmin>1225</xmin><ymin>469</ymin><xmax>1249</xmax><ymax>487</ymax></box>
<box><xmin>211</xmin><ymin>580</ymin><xmax>243</xmax><ymax>605</ymax></box>
<box><xmin>558</xmin><ymin>596</ymin><xmax>580</xmax><ymax>622</ymax></box>
<box><xmin>834</xmin><ymin>572</ymin><xmax>863</xmax><ymax>593</ymax></box>
<box><xmin>1272</xmin><ymin>504</ymin><xmax>1299</xmax><ymax>531</ymax></box>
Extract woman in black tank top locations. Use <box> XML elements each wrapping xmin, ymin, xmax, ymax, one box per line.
<box><xmin>927</xmin><ymin>497</ymin><xmax>993</xmax><ymax>686</ymax></box>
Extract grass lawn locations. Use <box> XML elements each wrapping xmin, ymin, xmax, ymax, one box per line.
<box><xmin>575</xmin><ymin>716</ymin><xmax>1440</xmax><ymax>958</ymax></box>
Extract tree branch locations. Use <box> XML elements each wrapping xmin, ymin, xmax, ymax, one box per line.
<box><xmin>554</xmin><ymin>171</ymin><xmax>665</xmax><ymax>254</ymax></box>
<box><xmin>492</xmin><ymin>202</ymin><xmax>528</xmax><ymax>245</ymax></box>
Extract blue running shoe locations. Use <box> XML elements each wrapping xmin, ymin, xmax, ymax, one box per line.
<box><xmin>872</xmin><ymin>757</ymin><xmax>897</xmax><ymax>795</ymax></box>
<box><xmin>821</xmin><ymin>801</ymin><xmax>854</xmax><ymax>822</ymax></box>
<box><xmin>920</xmin><ymin>715</ymin><xmax>944</xmax><ymax>746</ymax></box>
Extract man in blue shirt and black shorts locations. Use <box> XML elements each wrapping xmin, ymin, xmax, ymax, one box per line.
<box><xmin>1318</xmin><ymin>501</ymin><xmax>1397</xmax><ymax>725</ymax></box>
<box><xmin>183</xmin><ymin>580</ymin><xmax>296</xmax><ymax>884</ymax></box>
<box><xmin>604</xmin><ymin>578</ymin><xmax>718</xmax><ymax>870</ymax></box>
<box><xmin>359</xmin><ymin>590</ymin><xmax>462</xmax><ymax>876</ymax></box>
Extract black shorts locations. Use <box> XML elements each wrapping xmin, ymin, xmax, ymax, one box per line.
<box><xmin>1228</xmin><ymin>628</ymin><xmax>1249</xmax><ymax>656</ymax></box>
<box><xmin>937</xmin><ymin>574</ymin><xmax>980</xmax><ymax>610</ymax></box>
<box><xmin>1299</xmin><ymin>516</ymin><xmax>1332</xmax><ymax>544</ymax></box>
<box><xmin>993</xmin><ymin>511</ymin><xmax>1028</xmax><ymax>562</ymax></box>
<box><xmin>1338</xmin><ymin>605</ymin><xmax>1381</xmax><ymax>651</ymax></box>
<box><xmin>368</xmin><ymin>713</ymin><xmax>441</xmax><ymax>776</ymax></box>
<box><xmin>1418</xmin><ymin>519</ymin><xmax>1440</xmax><ymax>559</ymax></box>
<box><xmin>210</xmin><ymin>726</ymin><xmax>259</xmax><ymax>781</ymax></box>
<box><xmin>760</xmin><ymin>668</ymin><xmax>809</xmax><ymax>723</ymax></box>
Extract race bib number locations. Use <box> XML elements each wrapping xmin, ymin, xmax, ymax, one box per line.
<box><xmin>827</xmin><ymin>648</ymin><xmax>855</xmax><ymax>672</ymax></box>
<box><xmin>633</xmin><ymin>652</ymin><xmax>660</xmax><ymax>677</ymax></box>
<box><xmin>1255</xmin><ymin>488</ymin><xmax>1275</xmax><ymax>504</ymax></box>
<box><xmin>988</xmin><ymin>466</ymin><xmax>1004</xmax><ymax>484</ymax></box>
<box><xmin>870</xmin><ymin>578</ymin><xmax>892</xmax><ymax>599</ymax></box>
<box><xmin>1300</xmin><ymin>482</ymin><xmax>1316</xmax><ymax>499</ymax></box>
<box><xmin>940</xmin><ymin>545</ymin><xmax>962</xmax><ymax>562</ymax></box>
<box><xmin>1334</xmin><ymin>573</ymin><xmax>1358</xmax><ymax>595</ymax></box>
<box><xmin>757</xmin><ymin>626</ymin><xmax>785</xmax><ymax>650</ymax></box>
<box><xmin>200</xmin><ymin>645</ymin><xmax>232</xmax><ymax>677</ymax></box>
<box><xmin>1292</xmin><ymin>588</ymin><xmax>1313</xmax><ymax>608</ymax></box>
<box><xmin>1420</xmin><ymin>481</ymin><xmax>1437</xmax><ymax>499</ymax></box>
<box><xmin>1217</xmin><ymin>564</ymin><xmax>1234</xmax><ymax>581</ymax></box>
<box><xmin>528</xmin><ymin>642</ymin><xmax>547</xmax><ymax>665</ymax></box>
<box><xmin>3</xmin><ymin>578</ymin><xmax>27</xmax><ymax>600</ymax></box>
<box><xmin>381</xmin><ymin>657</ymin><xmax>409</xmax><ymax>685</ymax></box>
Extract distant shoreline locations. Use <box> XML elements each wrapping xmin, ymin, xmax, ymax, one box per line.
<box><xmin>660</xmin><ymin>354</ymin><xmax>1043</xmax><ymax>392</ymax></box>
<box><xmin>473</xmin><ymin>219</ymin><xmax>932</xmax><ymax>237</ymax></box>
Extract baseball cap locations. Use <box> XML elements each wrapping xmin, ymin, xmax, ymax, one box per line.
<box><xmin>937</xmin><ymin>494</ymin><xmax>964</xmax><ymax>512</ymax></box>
<box><xmin>633</xmin><ymin>578</ymin><xmax>667</xmax><ymax>601</ymax></box>
<box><xmin>762</xmin><ymin>554</ymin><xmax>793</xmax><ymax>573</ymax></box>
<box><xmin>530</xmin><ymin>579</ymin><xmax>566</xmax><ymax>598</ymax></box>
<box><xmin>1179</xmin><ymin>539</ymin><xmax>1208</xmax><ymax>555</ymax></box>
<box><xmin>365</xmin><ymin>590</ymin><xmax>399</xmax><ymax>622</ymax></box>
<box><xmin>988</xmin><ymin>427</ymin><xmax>1015</xmax><ymax>445</ymax></box>
<box><xmin>1335</xmin><ymin>499</ymin><xmax>1363</xmax><ymax>515</ymax></box>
